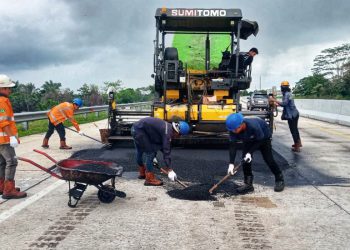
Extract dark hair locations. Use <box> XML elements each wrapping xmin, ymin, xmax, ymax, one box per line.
<box><xmin>281</xmin><ymin>86</ymin><xmax>291</xmax><ymax>93</ymax></box>
<box><xmin>249</xmin><ymin>47</ymin><xmax>259</xmax><ymax>54</ymax></box>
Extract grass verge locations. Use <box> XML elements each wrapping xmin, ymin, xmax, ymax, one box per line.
<box><xmin>17</xmin><ymin>111</ymin><xmax>108</xmax><ymax>137</ymax></box>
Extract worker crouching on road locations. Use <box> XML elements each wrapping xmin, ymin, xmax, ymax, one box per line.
<box><xmin>131</xmin><ymin>117</ymin><xmax>190</xmax><ymax>186</ymax></box>
<box><xmin>226</xmin><ymin>113</ymin><xmax>284</xmax><ymax>194</ymax></box>
<box><xmin>41</xmin><ymin>98</ymin><xmax>84</xmax><ymax>150</ymax></box>
<box><xmin>271</xmin><ymin>81</ymin><xmax>301</xmax><ymax>152</ymax></box>
<box><xmin>0</xmin><ymin>74</ymin><xmax>27</xmax><ymax>199</ymax></box>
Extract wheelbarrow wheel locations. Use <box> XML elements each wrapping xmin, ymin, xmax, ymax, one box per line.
<box><xmin>97</xmin><ymin>185</ymin><xmax>116</xmax><ymax>203</ymax></box>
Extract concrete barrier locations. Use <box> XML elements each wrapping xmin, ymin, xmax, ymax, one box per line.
<box><xmin>294</xmin><ymin>99</ymin><xmax>350</xmax><ymax>126</ymax></box>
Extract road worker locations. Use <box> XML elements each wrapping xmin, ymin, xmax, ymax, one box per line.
<box><xmin>41</xmin><ymin>98</ymin><xmax>84</xmax><ymax>149</ymax></box>
<box><xmin>226</xmin><ymin>112</ymin><xmax>284</xmax><ymax>194</ymax></box>
<box><xmin>270</xmin><ymin>81</ymin><xmax>301</xmax><ymax>152</ymax></box>
<box><xmin>131</xmin><ymin>117</ymin><xmax>190</xmax><ymax>186</ymax></box>
<box><xmin>0</xmin><ymin>74</ymin><xmax>27</xmax><ymax>199</ymax></box>
<box><xmin>228</xmin><ymin>47</ymin><xmax>259</xmax><ymax>73</ymax></box>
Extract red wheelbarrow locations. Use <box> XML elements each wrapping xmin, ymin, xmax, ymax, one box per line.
<box><xmin>18</xmin><ymin>149</ymin><xmax>125</xmax><ymax>207</ymax></box>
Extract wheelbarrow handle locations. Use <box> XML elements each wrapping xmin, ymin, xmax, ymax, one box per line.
<box><xmin>17</xmin><ymin>156</ymin><xmax>63</xmax><ymax>179</ymax></box>
<box><xmin>33</xmin><ymin>149</ymin><xmax>58</xmax><ymax>163</ymax></box>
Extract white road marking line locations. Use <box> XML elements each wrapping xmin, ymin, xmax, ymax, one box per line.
<box><xmin>0</xmin><ymin>180</ymin><xmax>65</xmax><ymax>224</ymax></box>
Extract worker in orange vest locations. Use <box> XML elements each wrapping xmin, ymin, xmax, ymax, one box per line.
<box><xmin>0</xmin><ymin>74</ymin><xmax>27</xmax><ymax>199</ymax></box>
<box><xmin>41</xmin><ymin>98</ymin><xmax>84</xmax><ymax>149</ymax></box>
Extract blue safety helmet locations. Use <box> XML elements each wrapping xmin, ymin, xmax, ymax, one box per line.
<box><xmin>226</xmin><ymin>112</ymin><xmax>244</xmax><ymax>131</ymax></box>
<box><xmin>172</xmin><ymin>121</ymin><xmax>190</xmax><ymax>135</ymax></box>
<box><xmin>73</xmin><ymin>98</ymin><xmax>83</xmax><ymax>108</ymax></box>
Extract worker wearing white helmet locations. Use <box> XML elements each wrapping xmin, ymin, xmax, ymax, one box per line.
<box><xmin>0</xmin><ymin>74</ymin><xmax>27</xmax><ymax>199</ymax></box>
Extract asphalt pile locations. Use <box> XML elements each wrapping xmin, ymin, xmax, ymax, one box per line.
<box><xmin>167</xmin><ymin>183</ymin><xmax>216</xmax><ymax>201</ymax></box>
<box><xmin>71</xmin><ymin>163</ymin><xmax>119</xmax><ymax>176</ymax></box>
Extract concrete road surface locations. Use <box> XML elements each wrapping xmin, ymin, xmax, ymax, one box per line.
<box><xmin>0</xmin><ymin>117</ymin><xmax>349</xmax><ymax>250</ymax></box>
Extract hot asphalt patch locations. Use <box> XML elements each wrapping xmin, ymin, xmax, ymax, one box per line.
<box><xmin>70</xmin><ymin>147</ymin><xmax>290</xmax><ymax>201</ymax></box>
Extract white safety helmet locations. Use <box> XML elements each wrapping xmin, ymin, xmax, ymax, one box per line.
<box><xmin>0</xmin><ymin>74</ymin><xmax>16</xmax><ymax>88</ymax></box>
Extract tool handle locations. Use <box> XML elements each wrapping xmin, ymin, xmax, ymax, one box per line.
<box><xmin>160</xmin><ymin>167</ymin><xmax>188</xmax><ymax>188</ymax></box>
<box><xmin>209</xmin><ymin>174</ymin><xmax>231</xmax><ymax>194</ymax></box>
<box><xmin>64</xmin><ymin>126</ymin><xmax>104</xmax><ymax>144</ymax></box>
<box><xmin>208</xmin><ymin>163</ymin><xmax>242</xmax><ymax>194</ymax></box>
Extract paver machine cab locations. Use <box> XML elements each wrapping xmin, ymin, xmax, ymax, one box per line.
<box><xmin>152</xmin><ymin>8</ymin><xmax>269</xmax><ymax>144</ymax></box>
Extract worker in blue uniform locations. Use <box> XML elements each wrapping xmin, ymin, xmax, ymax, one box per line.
<box><xmin>131</xmin><ymin>117</ymin><xmax>190</xmax><ymax>186</ymax></box>
<box><xmin>226</xmin><ymin>113</ymin><xmax>285</xmax><ymax>194</ymax></box>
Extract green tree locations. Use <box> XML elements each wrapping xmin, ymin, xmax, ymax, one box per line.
<box><xmin>77</xmin><ymin>83</ymin><xmax>104</xmax><ymax>106</ymax></box>
<box><xmin>312</xmin><ymin>43</ymin><xmax>350</xmax><ymax>78</ymax></box>
<box><xmin>11</xmin><ymin>82</ymin><xmax>41</xmax><ymax>112</ymax></box>
<box><xmin>101</xmin><ymin>80</ymin><xmax>123</xmax><ymax>103</ymax></box>
<box><xmin>293</xmin><ymin>74</ymin><xmax>329</xmax><ymax>97</ymax></box>
<box><xmin>39</xmin><ymin>80</ymin><xmax>62</xmax><ymax>110</ymax></box>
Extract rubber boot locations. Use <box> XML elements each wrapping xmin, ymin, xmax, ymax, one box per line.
<box><xmin>0</xmin><ymin>178</ymin><xmax>20</xmax><ymax>195</ymax></box>
<box><xmin>0</xmin><ymin>178</ymin><xmax>4</xmax><ymax>195</ymax></box>
<box><xmin>274</xmin><ymin>173</ymin><xmax>285</xmax><ymax>192</ymax></box>
<box><xmin>292</xmin><ymin>144</ymin><xmax>301</xmax><ymax>152</ymax></box>
<box><xmin>236</xmin><ymin>176</ymin><xmax>254</xmax><ymax>194</ymax></box>
<box><xmin>138</xmin><ymin>165</ymin><xmax>146</xmax><ymax>179</ymax></box>
<box><xmin>2</xmin><ymin>180</ymin><xmax>27</xmax><ymax>199</ymax></box>
<box><xmin>59</xmin><ymin>140</ymin><xmax>72</xmax><ymax>150</ymax></box>
<box><xmin>292</xmin><ymin>140</ymin><xmax>302</xmax><ymax>148</ymax></box>
<box><xmin>42</xmin><ymin>138</ymin><xmax>49</xmax><ymax>148</ymax></box>
<box><xmin>144</xmin><ymin>172</ymin><xmax>163</xmax><ymax>186</ymax></box>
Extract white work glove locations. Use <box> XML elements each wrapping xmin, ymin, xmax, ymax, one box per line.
<box><xmin>244</xmin><ymin>153</ymin><xmax>252</xmax><ymax>163</ymax></box>
<box><xmin>78</xmin><ymin>131</ymin><xmax>85</xmax><ymax>136</ymax></box>
<box><xmin>168</xmin><ymin>170</ymin><xmax>177</xmax><ymax>181</ymax></box>
<box><xmin>152</xmin><ymin>157</ymin><xmax>159</xmax><ymax>167</ymax></box>
<box><xmin>9</xmin><ymin>136</ymin><xmax>19</xmax><ymax>148</ymax></box>
<box><xmin>227</xmin><ymin>163</ymin><xmax>235</xmax><ymax>175</ymax></box>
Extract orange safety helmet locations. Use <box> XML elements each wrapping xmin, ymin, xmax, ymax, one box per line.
<box><xmin>280</xmin><ymin>81</ymin><xmax>290</xmax><ymax>86</ymax></box>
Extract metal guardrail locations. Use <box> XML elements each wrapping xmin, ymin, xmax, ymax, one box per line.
<box><xmin>14</xmin><ymin>102</ymin><xmax>152</xmax><ymax>130</ymax></box>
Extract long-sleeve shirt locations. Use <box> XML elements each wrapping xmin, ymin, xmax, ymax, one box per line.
<box><xmin>278</xmin><ymin>91</ymin><xmax>299</xmax><ymax>120</ymax></box>
<box><xmin>47</xmin><ymin>102</ymin><xmax>80</xmax><ymax>131</ymax></box>
<box><xmin>229</xmin><ymin>117</ymin><xmax>271</xmax><ymax>163</ymax></box>
<box><xmin>0</xmin><ymin>94</ymin><xmax>18</xmax><ymax>144</ymax></box>
<box><xmin>132</xmin><ymin>117</ymin><xmax>173</xmax><ymax>167</ymax></box>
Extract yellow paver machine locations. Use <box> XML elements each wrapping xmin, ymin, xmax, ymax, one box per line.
<box><xmin>108</xmin><ymin>8</ymin><xmax>273</xmax><ymax>146</ymax></box>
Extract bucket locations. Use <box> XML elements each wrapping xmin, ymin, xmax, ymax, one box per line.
<box><xmin>99</xmin><ymin>129</ymin><xmax>110</xmax><ymax>144</ymax></box>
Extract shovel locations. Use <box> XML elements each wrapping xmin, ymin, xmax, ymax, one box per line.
<box><xmin>64</xmin><ymin>126</ymin><xmax>112</xmax><ymax>147</ymax></box>
<box><xmin>152</xmin><ymin>158</ymin><xmax>188</xmax><ymax>188</ymax></box>
<box><xmin>208</xmin><ymin>163</ymin><xmax>241</xmax><ymax>194</ymax></box>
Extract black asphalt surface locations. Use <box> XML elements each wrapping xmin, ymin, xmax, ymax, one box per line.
<box><xmin>70</xmin><ymin>146</ymin><xmax>291</xmax><ymax>200</ymax></box>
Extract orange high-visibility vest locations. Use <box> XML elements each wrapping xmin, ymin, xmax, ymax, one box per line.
<box><xmin>0</xmin><ymin>96</ymin><xmax>18</xmax><ymax>144</ymax></box>
<box><xmin>47</xmin><ymin>102</ymin><xmax>80</xmax><ymax>131</ymax></box>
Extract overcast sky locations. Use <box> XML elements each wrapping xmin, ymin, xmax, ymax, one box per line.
<box><xmin>0</xmin><ymin>0</ymin><xmax>349</xmax><ymax>91</ymax></box>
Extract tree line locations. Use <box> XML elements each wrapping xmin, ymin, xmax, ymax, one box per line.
<box><xmin>293</xmin><ymin>43</ymin><xmax>350</xmax><ymax>99</ymax></box>
<box><xmin>10</xmin><ymin>80</ymin><xmax>155</xmax><ymax>113</ymax></box>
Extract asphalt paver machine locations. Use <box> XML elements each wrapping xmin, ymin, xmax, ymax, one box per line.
<box><xmin>151</xmin><ymin>8</ymin><xmax>272</xmax><ymax>144</ymax></box>
<box><xmin>108</xmin><ymin>8</ymin><xmax>273</xmax><ymax>145</ymax></box>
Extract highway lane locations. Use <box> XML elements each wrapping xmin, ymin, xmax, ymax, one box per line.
<box><xmin>0</xmin><ymin>117</ymin><xmax>349</xmax><ymax>250</ymax></box>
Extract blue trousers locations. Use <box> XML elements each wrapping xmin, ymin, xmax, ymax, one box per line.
<box><xmin>131</xmin><ymin>125</ymin><xmax>157</xmax><ymax>172</ymax></box>
<box><xmin>135</xmin><ymin>145</ymin><xmax>156</xmax><ymax>172</ymax></box>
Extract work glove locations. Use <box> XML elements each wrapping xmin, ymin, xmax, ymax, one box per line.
<box><xmin>152</xmin><ymin>157</ymin><xmax>159</xmax><ymax>167</ymax></box>
<box><xmin>243</xmin><ymin>153</ymin><xmax>252</xmax><ymax>163</ymax></box>
<box><xmin>78</xmin><ymin>131</ymin><xmax>85</xmax><ymax>136</ymax></box>
<box><xmin>168</xmin><ymin>170</ymin><xmax>177</xmax><ymax>181</ymax></box>
<box><xmin>227</xmin><ymin>163</ymin><xmax>235</xmax><ymax>175</ymax></box>
<box><xmin>9</xmin><ymin>136</ymin><xmax>19</xmax><ymax>148</ymax></box>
